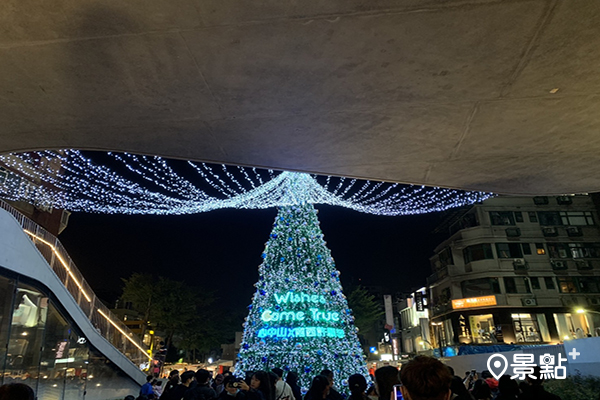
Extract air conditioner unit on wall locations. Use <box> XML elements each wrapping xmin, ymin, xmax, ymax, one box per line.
<box><xmin>562</xmin><ymin>297</ymin><xmax>575</xmax><ymax>306</ymax></box>
<box><xmin>513</xmin><ymin>258</ymin><xmax>528</xmax><ymax>270</ymax></box>
<box><xmin>522</xmin><ymin>298</ymin><xmax>537</xmax><ymax>306</ymax></box>
<box><xmin>588</xmin><ymin>297</ymin><xmax>600</xmax><ymax>306</ymax></box>
<box><xmin>575</xmin><ymin>260</ymin><xmax>593</xmax><ymax>270</ymax></box>
<box><xmin>551</xmin><ymin>260</ymin><xmax>568</xmax><ymax>270</ymax></box>
<box><xmin>543</xmin><ymin>227</ymin><xmax>558</xmax><ymax>237</ymax></box>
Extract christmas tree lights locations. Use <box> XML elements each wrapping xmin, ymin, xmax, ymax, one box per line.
<box><xmin>236</xmin><ymin>200</ymin><xmax>368</xmax><ymax>392</ymax></box>
<box><xmin>0</xmin><ymin>150</ymin><xmax>493</xmax><ymax>215</ymax></box>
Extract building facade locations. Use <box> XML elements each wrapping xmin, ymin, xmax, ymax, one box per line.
<box><xmin>428</xmin><ymin>195</ymin><xmax>600</xmax><ymax>349</ymax></box>
<box><xmin>397</xmin><ymin>288</ymin><xmax>432</xmax><ymax>355</ymax></box>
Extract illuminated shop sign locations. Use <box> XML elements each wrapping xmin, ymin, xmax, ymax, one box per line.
<box><xmin>452</xmin><ymin>295</ymin><xmax>496</xmax><ymax>309</ymax></box>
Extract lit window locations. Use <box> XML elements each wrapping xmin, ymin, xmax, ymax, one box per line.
<box><xmin>535</xmin><ymin>243</ymin><xmax>546</xmax><ymax>255</ymax></box>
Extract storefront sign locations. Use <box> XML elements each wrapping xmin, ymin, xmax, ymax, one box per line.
<box><xmin>452</xmin><ymin>295</ymin><xmax>496</xmax><ymax>309</ymax></box>
<box><xmin>415</xmin><ymin>292</ymin><xmax>424</xmax><ymax>311</ymax></box>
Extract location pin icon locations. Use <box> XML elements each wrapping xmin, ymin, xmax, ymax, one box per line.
<box><xmin>486</xmin><ymin>353</ymin><xmax>508</xmax><ymax>380</ymax></box>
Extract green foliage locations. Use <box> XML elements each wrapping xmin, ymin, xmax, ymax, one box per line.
<box><xmin>347</xmin><ymin>286</ymin><xmax>384</xmax><ymax>336</ymax></box>
<box><xmin>121</xmin><ymin>273</ymin><xmax>231</xmax><ymax>360</ymax></box>
<box><xmin>543</xmin><ymin>373</ymin><xmax>600</xmax><ymax>400</ymax></box>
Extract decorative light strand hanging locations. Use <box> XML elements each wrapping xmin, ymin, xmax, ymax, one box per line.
<box><xmin>0</xmin><ymin>150</ymin><xmax>494</xmax><ymax>215</ymax></box>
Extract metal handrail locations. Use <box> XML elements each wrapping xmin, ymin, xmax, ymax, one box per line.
<box><xmin>0</xmin><ymin>199</ymin><xmax>151</xmax><ymax>366</ymax></box>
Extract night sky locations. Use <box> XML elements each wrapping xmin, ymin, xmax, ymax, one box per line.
<box><xmin>58</xmin><ymin>204</ymin><xmax>446</xmax><ymax>313</ymax></box>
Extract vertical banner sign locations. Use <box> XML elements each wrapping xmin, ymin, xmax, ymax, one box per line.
<box><xmin>415</xmin><ymin>292</ymin><xmax>424</xmax><ymax>312</ymax></box>
<box><xmin>384</xmin><ymin>295</ymin><xmax>394</xmax><ymax>334</ymax></box>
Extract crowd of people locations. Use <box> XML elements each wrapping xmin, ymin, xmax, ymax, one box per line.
<box><xmin>0</xmin><ymin>355</ymin><xmax>569</xmax><ymax>400</ymax></box>
<box><xmin>124</xmin><ymin>355</ymin><xmax>564</xmax><ymax>400</ymax></box>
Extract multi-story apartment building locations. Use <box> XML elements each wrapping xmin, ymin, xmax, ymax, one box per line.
<box><xmin>428</xmin><ymin>195</ymin><xmax>600</xmax><ymax>349</ymax></box>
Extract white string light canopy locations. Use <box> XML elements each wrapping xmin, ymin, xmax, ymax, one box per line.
<box><xmin>0</xmin><ymin>150</ymin><xmax>493</xmax><ymax>215</ymax></box>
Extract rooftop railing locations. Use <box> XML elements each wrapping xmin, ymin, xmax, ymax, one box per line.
<box><xmin>0</xmin><ymin>199</ymin><xmax>151</xmax><ymax>367</ymax></box>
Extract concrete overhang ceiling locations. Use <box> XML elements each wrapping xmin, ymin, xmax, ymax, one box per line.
<box><xmin>1</xmin><ymin>0</ymin><xmax>599</xmax><ymax>195</ymax></box>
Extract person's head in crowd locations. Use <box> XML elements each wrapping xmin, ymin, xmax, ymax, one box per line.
<box><xmin>307</xmin><ymin>375</ymin><xmax>331</xmax><ymax>400</ymax></box>
<box><xmin>146</xmin><ymin>375</ymin><xmax>154</xmax><ymax>383</ymax></box>
<box><xmin>398</xmin><ymin>356</ymin><xmax>452</xmax><ymax>400</ymax></box>
<box><xmin>471</xmin><ymin>380</ymin><xmax>491</xmax><ymax>400</ymax></box>
<box><xmin>224</xmin><ymin>371</ymin><xmax>233</xmax><ymax>378</ymax></box>
<box><xmin>272</xmin><ymin>368</ymin><xmax>284</xmax><ymax>381</ymax></box>
<box><xmin>215</xmin><ymin>374</ymin><xmax>225</xmax><ymax>385</ymax></box>
<box><xmin>285</xmin><ymin>371</ymin><xmax>298</xmax><ymax>387</ymax></box>
<box><xmin>497</xmin><ymin>375</ymin><xmax>519</xmax><ymax>397</ymax></box>
<box><xmin>196</xmin><ymin>369</ymin><xmax>212</xmax><ymax>385</ymax></box>
<box><xmin>251</xmin><ymin>371</ymin><xmax>274</xmax><ymax>400</ymax></box>
<box><xmin>320</xmin><ymin>370</ymin><xmax>334</xmax><ymax>386</ymax></box>
<box><xmin>446</xmin><ymin>366</ymin><xmax>455</xmax><ymax>377</ymax></box>
<box><xmin>169</xmin><ymin>370</ymin><xmax>180</xmax><ymax>383</ymax></box>
<box><xmin>374</xmin><ymin>366</ymin><xmax>400</xmax><ymax>400</ymax></box>
<box><xmin>224</xmin><ymin>375</ymin><xmax>241</xmax><ymax>396</ymax></box>
<box><xmin>450</xmin><ymin>376</ymin><xmax>471</xmax><ymax>399</ymax></box>
<box><xmin>181</xmin><ymin>371</ymin><xmax>196</xmax><ymax>387</ymax></box>
<box><xmin>0</xmin><ymin>384</ymin><xmax>35</xmax><ymax>400</ymax></box>
<box><xmin>348</xmin><ymin>374</ymin><xmax>367</xmax><ymax>398</ymax></box>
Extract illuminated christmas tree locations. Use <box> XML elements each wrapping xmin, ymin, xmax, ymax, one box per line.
<box><xmin>236</xmin><ymin>202</ymin><xmax>368</xmax><ymax>392</ymax></box>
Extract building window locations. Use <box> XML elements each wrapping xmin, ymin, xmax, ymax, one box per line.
<box><xmin>533</xmin><ymin>196</ymin><xmax>549</xmax><ymax>205</ymax></box>
<box><xmin>461</xmin><ymin>278</ymin><xmax>501</xmax><ymax>297</ymax></box>
<box><xmin>548</xmin><ymin>243</ymin><xmax>569</xmax><ymax>259</ymax></box>
<box><xmin>449</xmin><ymin>213</ymin><xmax>479</xmax><ymax>234</ymax></box>
<box><xmin>504</xmin><ymin>277</ymin><xmax>530</xmax><ymax>294</ymax></box>
<box><xmin>505</xmin><ymin>277</ymin><xmax>517</xmax><ymax>293</ymax></box>
<box><xmin>560</xmin><ymin>211</ymin><xmax>594</xmax><ymax>226</ymax></box>
<box><xmin>528</xmin><ymin>212</ymin><xmax>538</xmax><ymax>223</ymax></box>
<box><xmin>496</xmin><ymin>243</ymin><xmax>523</xmax><ymax>258</ymax></box>
<box><xmin>514</xmin><ymin>212</ymin><xmax>524</xmax><ymax>223</ymax></box>
<box><xmin>490</xmin><ymin>212</ymin><xmax>516</xmax><ymax>225</ymax></box>
<box><xmin>530</xmin><ymin>277</ymin><xmax>540</xmax><ymax>290</ymax></box>
<box><xmin>535</xmin><ymin>243</ymin><xmax>546</xmax><ymax>255</ymax></box>
<box><xmin>512</xmin><ymin>313</ymin><xmax>551</xmax><ymax>343</ymax></box>
<box><xmin>463</xmin><ymin>244</ymin><xmax>494</xmax><ymax>264</ymax></box>
<box><xmin>438</xmin><ymin>247</ymin><xmax>454</xmax><ymax>268</ymax></box>
<box><xmin>538</xmin><ymin>212</ymin><xmax>562</xmax><ymax>226</ymax></box>
<box><xmin>577</xmin><ymin>277</ymin><xmax>600</xmax><ymax>293</ymax></box>
<box><xmin>522</xmin><ymin>243</ymin><xmax>532</xmax><ymax>255</ymax></box>
<box><xmin>558</xmin><ymin>277</ymin><xmax>577</xmax><ymax>293</ymax></box>
<box><xmin>469</xmin><ymin>314</ymin><xmax>496</xmax><ymax>344</ymax></box>
<box><xmin>548</xmin><ymin>243</ymin><xmax>600</xmax><ymax>259</ymax></box>
<box><xmin>544</xmin><ymin>277</ymin><xmax>555</xmax><ymax>290</ymax></box>
<box><xmin>568</xmin><ymin>243</ymin><xmax>600</xmax><ymax>258</ymax></box>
